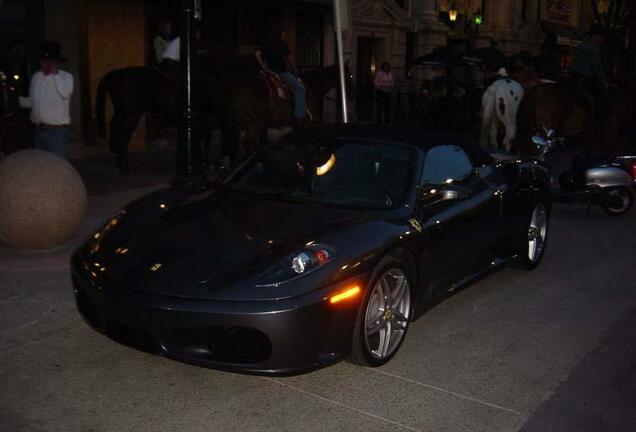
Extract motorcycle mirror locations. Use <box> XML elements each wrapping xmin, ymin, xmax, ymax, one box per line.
<box><xmin>532</xmin><ymin>135</ymin><xmax>548</xmax><ymax>147</ymax></box>
<box><xmin>532</xmin><ymin>135</ymin><xmax>551</xmax><ymax>156</ymax></box>
<box><xmin>543</xmin><ymin>128</ymin><xmax>556</xmax><ymax>139</ymax></box>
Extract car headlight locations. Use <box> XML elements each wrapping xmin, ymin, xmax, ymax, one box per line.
<box><xmin>86</xmin><ymin>209</ymin><xmax>126</xmax><ymax>255</ymax></box>
<box><xmin>255</xmin><ymin>244</ymin><xmax>336</xmax><ymax>288</ymax></box>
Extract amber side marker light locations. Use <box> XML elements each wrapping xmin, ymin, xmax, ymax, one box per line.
<box><xmin>329</xmin><ymin>286</ymin><xmax>361</xmax><ymax>304</ymax></box>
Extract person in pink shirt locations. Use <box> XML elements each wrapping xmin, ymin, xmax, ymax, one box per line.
<box><xmin>374</xmin><ymin>62</ymin><xmax>394</xmax><ymax>125</ymax></box>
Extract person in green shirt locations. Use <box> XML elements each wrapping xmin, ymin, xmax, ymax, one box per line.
<box><xmin>570</xmin><ymin>24</ymin><xmax>607</xmax><ymax>127</ymax></box>
<box><xmin>570</xmin><ymin>24</ymin><xmax>606</xmax><ymax>86</ymax></box>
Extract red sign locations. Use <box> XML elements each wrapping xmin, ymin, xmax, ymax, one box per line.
<box><xmin>541</xmin><ymin>0</ymin><xmax>580</xmax><ymax>27</ymax></box>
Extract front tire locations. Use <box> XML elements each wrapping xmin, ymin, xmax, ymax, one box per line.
<box><xmin>350</xmin><ymin>258</ymin><xmax>413</xmax><ymax>367</ymax></box>
<box><xmin>601</xmin><ymin>187</ymin><xmax>634</xmax><ymax>216</ymax></box>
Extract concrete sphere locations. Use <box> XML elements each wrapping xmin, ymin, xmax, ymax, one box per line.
<box><xmin>0</xmin><ymin>150</ymin><xmax>87</xmax><ymax>249</ymax></box>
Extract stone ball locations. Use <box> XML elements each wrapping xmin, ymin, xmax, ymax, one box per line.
<box><xmin>0</xmin><ymin>150</ymin><xmax>87</xmax><ymax>249</ymax></box>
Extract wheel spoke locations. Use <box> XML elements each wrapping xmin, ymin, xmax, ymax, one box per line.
<box><xmin>379</xmin><ymin>278</ymin><xmax>391</xmax><ymax>304</ymax></box>
<box><xmin>391</xmin><ymin>276</ymin><xmax>406</xmax><ymax>309</ymax></box>
<box><xmin>366</xmin><ymin>319</ymin><xmax>383</xmax><ymax>336</ymax></box>
<box><xmin>528</xmin><ymin>237</ymin><xmax>536</xmax><ymax>261</ymax></box>
<box><xmin>393</xmin><ymin>310</ymin><xmax>408</xmax><ymax>322</ymax></box>
<box><xmin>527</xmin><ymin>204</ymin><xmax>547</xmax><ymax>262</ymax></box>
<box><xmin>392</xmin><ymin>320</ymin><xmax>407</xmax><ymax>331</ymax></box>
<box><xmin>378</xmin><ymin>321</ymin><xmax>392</xmax><ymax>357</ymax></box>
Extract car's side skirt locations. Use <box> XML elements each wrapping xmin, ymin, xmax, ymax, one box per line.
<box><xmin>413</xmin><ymin>254</ymin><xmax>518</xmax><ymax>320</ymax></box>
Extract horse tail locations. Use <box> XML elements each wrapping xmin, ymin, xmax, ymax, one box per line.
<box><xmin>96</xmin><ymin>72</ymin><xmax>112</xmax><ymax>138</ymax></box>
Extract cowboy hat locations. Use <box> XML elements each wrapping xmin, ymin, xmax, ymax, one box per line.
<box><xmin>40</xmin><ymin>40</ymin><xmax>67</xmax><ymax>62</ymax></box>
<box><xmin>496</xmin><ymin>67</ymin><xmax>508</xmax><ymax>77</ymax></box>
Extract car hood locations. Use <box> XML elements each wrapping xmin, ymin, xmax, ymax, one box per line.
<box><xmin>100</xmin><ymin>190</ymin><xmax>363</xmax><ymax>299</ymax></box>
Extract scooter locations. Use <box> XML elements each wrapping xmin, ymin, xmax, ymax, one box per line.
<box><xmin>532</xmin><ymin>128</ymin><xmax>635</xmax><ymax>216</ymax></box>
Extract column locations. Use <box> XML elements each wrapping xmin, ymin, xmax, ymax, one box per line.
<box><xmin>412</xmin><ymin>0</ymin><xmax>448</xmax><ymax>80</ymax></box>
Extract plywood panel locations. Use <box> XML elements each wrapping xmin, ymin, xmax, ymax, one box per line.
<box><xmin>86</xmin><ymin>0</ymin><xmax>147</xmax><ymax>151</ymax></box>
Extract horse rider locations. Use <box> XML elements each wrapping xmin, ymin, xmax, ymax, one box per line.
<box><xmin>255</xmin><ymin>22</ymin><xmax>307</xmax><ymax>126</ymax></box>
<box><xmin>152</xmin><ymin>18</ymin><xmax>173</xmax><ymax>64</ymax></box>
<box><xmin>570</xmin><ymin>24</ymin><xmax>607</xmax><ymax>126</ymax></box>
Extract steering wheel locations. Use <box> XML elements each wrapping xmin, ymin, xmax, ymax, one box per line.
<box><xmin>346</xmin><ymin>177</ymin><xmax>396</xmax><ymax>205</ymax></box>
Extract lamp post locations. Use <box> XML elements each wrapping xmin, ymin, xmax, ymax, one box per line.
<box><xmin>332</xmin><ymin>0</ymin><xmax>349</xmax><ymax>124</ymax></box>
<box><xmin>172</xmin><ymin>0</ymin><xmax>204</xmax><ymax>187</ymax></box>
<box><xmin>448</xmin><ymin>2</ymin><xmax>458</xmax><ymax>22</ymax></box>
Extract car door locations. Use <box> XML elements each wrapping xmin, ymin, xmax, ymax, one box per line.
<box><xmin>417</xmin><ymin>145</ymin><xmax>501</xmax><ymax>285</ymax></box>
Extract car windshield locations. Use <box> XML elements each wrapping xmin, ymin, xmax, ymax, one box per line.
<box><xmin>227</xmin><ymin>139</ymin><xmax>415</xmax><ymax>209</ymax></box>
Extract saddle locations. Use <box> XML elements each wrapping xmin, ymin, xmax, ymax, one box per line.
<box><xmin>153</xmin><ymin>61</ymin><xmax>179</xmax><ymax>83</ymax></box>
<box><xmin>262</xmin><ymin>71</ymin><xmax>292</xmax><ymax>102</ymax></box>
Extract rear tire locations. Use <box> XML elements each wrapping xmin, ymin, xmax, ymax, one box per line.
<box><xmin>517</xmin><ymin>200</ymin><xmax>549</xmax><ymax>270</ymax></box>
<box><xmin>350</xmin><ymin>257</ymin><xmax>413</xmax><ymax>367</ymax></box>
<box><xmin>601</xmin><ymin>186</ymin><xmax>634</xmax><ymax>216</ymax></box>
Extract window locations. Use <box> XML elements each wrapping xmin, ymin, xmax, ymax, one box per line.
<box><xmin>393</xmin><ymin>0</ymin><xmax>407</xmax><ymax>9</ymax></box>
<box><xmin>521</xmin><ymin>0</ymin><xmax>537</xmax><ymax>21</ymax></box>
<box><xmin>421</xmin><ymin>145</ymin><xmax>474</xmax><ymax>185</ymax></box>
<box><xmin>405</xmin><ymin>32</ymin><xmax>416</xmax><ymax>77</ymax></box>
<box><xmin>228</xmin><ymin>140</ymin><xmax>415</xmax><ymax>209</ymax></box>
<box><xmin>296</xmin><ymin>12</ymin><xmax>324</xmax><ymax>74</ymax></box>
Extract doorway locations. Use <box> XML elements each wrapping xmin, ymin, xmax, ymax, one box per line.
<box><xmin>356</xmin><ymin>36</ymin><xmax>383</xmax><ymax>122</ymax></box>
<box><xmin>84</xmin><ymin>0</ymin><xmax>147</xmax><ymax>150</ymax></box>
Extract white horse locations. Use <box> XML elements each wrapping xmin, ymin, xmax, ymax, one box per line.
<box><xmin>480</xmin><ymin>79</ymin><xmax>524</xmax><ymax>152</ymax></box>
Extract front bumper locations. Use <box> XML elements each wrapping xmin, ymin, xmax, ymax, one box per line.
<box><xmin>71</xmin><ymin>254</ymin><xmax>368</xmax><ymax>375</ymax></box>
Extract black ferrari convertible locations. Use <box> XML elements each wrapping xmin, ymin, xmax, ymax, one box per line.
<box><xmin>71</xmin><ymin>125</ymin><xmax>551</xmax><ymax>374</ymax></box>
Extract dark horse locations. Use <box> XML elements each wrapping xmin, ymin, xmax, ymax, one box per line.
<box><xmin>217</xmin><ymin>62</ymin><xmax>352</xmax><ymax>163</ymax></box>
<box><xmin>96</xmin><ymin>63</ymin><xmax>211</xmax><ymax>174</ymax></box>
<box><xmin>514</xmin><ymin>81</ymin><xmax>626</xmax><ymax>156</ymax></box>
<box><xmin>96</xmin><ymin>58</ymin><xmax>349</xmax><ymax>173</ymax></box>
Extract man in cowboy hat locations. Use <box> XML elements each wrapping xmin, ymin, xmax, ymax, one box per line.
<box><xmin>18</xmin><ymin>40</ymin><xmax>74</xmax><ymax>159</ymax></box>
<box><xmin>570</xmin><ymin>23</ymin><xmax>606</xmax><ymax>87</ymax></box>
<box><xmin>570</xmin><ymin>24</ymin><xmax>608</xmax><ymax>128</ymax></box>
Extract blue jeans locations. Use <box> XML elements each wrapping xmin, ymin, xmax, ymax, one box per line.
<box><xmin>34</xmin><ymin>126</ymin><xmax>68</xmax><ymax>159</ymax></box>
<box><xmin>279</xmin><ymin>72</ymin><xmax>306</xmax><ymax>118</ymax></box>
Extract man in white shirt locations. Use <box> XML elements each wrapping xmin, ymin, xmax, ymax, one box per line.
<box><xmin>19</xmin><ymin>41</ymin><xmax>74</xmax><ymax>159</ymax></box>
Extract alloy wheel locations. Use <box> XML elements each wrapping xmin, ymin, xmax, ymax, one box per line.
<box><xmin>363</xmin><ymin>268</ymin><xmax>411</xmax><ymax>360</ymax></box>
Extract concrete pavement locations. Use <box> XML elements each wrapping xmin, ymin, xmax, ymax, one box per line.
<box><xmin>1</xmin><ymin>172</ymin><xmax>636</xmax><ymax>431</ymax></box>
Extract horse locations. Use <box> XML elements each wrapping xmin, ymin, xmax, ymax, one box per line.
<box><xmin>480</xmin><ymin>78</ymin><xmax>524</xmax><ymax>152</ymax></box>
<box><xmin>0</xmin><ymin>75</ymin><xmax>28</xmax><ymax>158</ymax></box>
<box><xmin>96</xmin><ymin>59</ymin><xmax>350</xmax><ymax>173</ymax></box>
<box><xmin>514</xmin><ymin>82</ymin><xmax>600</xmax><ymax>156</ymax></box>
<box><xmin>96</xmin><ymin>65</ymin><xmax>180</xmax><ymax>174</ymax></box>
<box><xmin>215</xmin><ymin>62</ymin><xmax>353</xmax><ymax>165</ymax></box>
<box><xmin>613</xmin><ymin>75</ymin><xmax>636</xmax><ymax>151</ymax></box>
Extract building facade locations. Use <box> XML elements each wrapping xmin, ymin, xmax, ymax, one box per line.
<box><xmin>0</xmin><ymin>0</ymin><xmax>619</xmax><ymax>156</ymax></box>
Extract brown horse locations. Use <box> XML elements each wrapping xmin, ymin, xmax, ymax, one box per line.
<box><xmin>613</xmin><ymin>75</ymin><xmax>636</xmax><ymax>151</ymax></box>
<box><xmin>216</xmin><ymin>62</ymin><xmax>352</xmax><ymax>164</ymax></box>
<box><xmin>514</xmin><ymin>82</ymin><xmax>604</xmax><ymax>156</ymax></box>
<box><xmin>96</xmin><ymin>59</ymin><xmax>350</xmax><ymax>173</ymax></box>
